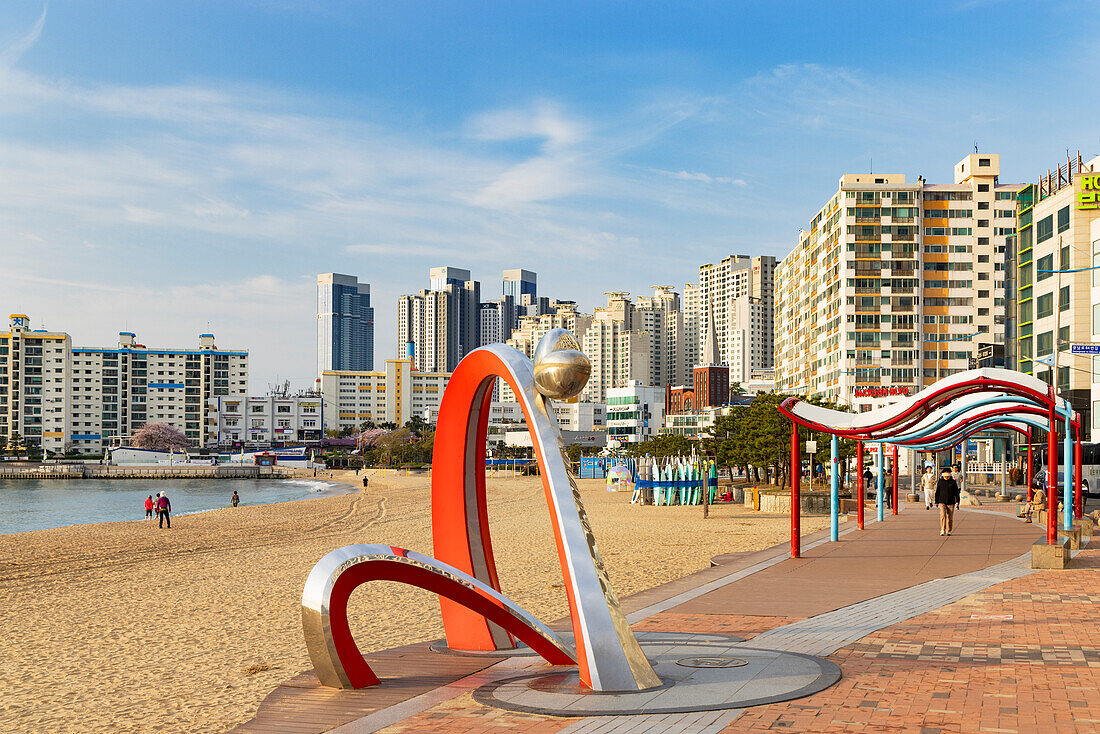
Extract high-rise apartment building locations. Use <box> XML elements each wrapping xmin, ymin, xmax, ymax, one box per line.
<box><xmin>506</xmin><ymin>301</ymin><xmax>591</xmax><ymax>359</ymax></box>
<box><xmin>316</xmin><ymin>273</ymin><xmax>374</xmax><ymax>375</ymax></box>
<box><xmin>634</xmin><ymin>285</ymin><xmax>685</xmax><ymax>387</ymax></box>
<box><xmin>0</xmin><ymin>315</ymin><xmax>248</xmax><ymax>454</ymax></box>
<box><xmin>1015</xmin><ymin>152</ymin><xmax>1100</xmax><ymax>433</ymax></box>
<box><xmin>698</xmin><ymin>255</ymin><xmax>776</xmax><ymax>387</ymax></box>
<box><xmin>580</xmin><ymin>293</ymin><xmax>651</xmax><ymax>403</ymax></box>
<box><xmin>0</xmin><ymin>315</ymin><xmax>71</xmax><ymax>455</ymax></box>
<box><xmin>681</xmin><ymin>283</ymin><xmax>702</xmax><ymax>384</ymax></box>
<box><xmin>429</xmin><ymin>266</ymin><xmax>480</xmax><ymax>369</ymax></box>
<box><xmin>397</xmin><ymin>289</ymin><xmax>450</xmax><ymax>373</ymax></box>
<box><xmin>775</xmin><ymin>153</ymin><xmax>1022</xmax><ymax>411</ymax></box>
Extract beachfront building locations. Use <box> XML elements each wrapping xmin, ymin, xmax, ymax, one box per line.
<box><xmin>0</xmin><ymin>315</ymin><xmax>72</xmax><ymax>455</ymax></box>
<box><xmin>0</xmin><ymin>317</ymin><xmax>250</xmax><ymax>455</ymax></box>
<box><xmin>209</xmin><ymin>393</ymin><xmax>323</xmax><ymax>446</ymax></box>
<box><xmin>317</xmin><ymin>273</ymin><xmax>375</xmax><ymax>376</ymax></box>
<box><xmin>1016</xmin><ymin>152</ymin><xmax>1100</xmax><ymax>434</ymax></box>
<box><xmin>606</xmin><ymin>381</ymin><xmax>665</xmax><ymax>444</ymax></box>
<box><xmin>71</xmin><ymin>331</ymin><xmax>248</xmax><ymax>452</ymax></box>
<box><xmin>775</xmin><ymin>153</ymin><xmax>1023</xmax><ymax>412</ymax></box>
<box><xmin>699</xmin><ymin>255</ymin><xmax>776</xmax><ymax>388</ymax></box>
<box><xmin>319</xmin><ymin>358</ymin><xmax>449</xmax><ymax>432</ymax></box>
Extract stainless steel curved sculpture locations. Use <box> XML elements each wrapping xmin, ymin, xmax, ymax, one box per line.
<box><xmin>301</xmin><ymin>544</ymin><xmax>576</xmax><ymax>689</ymax></box>
<box><xmin>302</xmin><ymin>330</ymin><xmax>662</xmax><ymax>692</ymax></box>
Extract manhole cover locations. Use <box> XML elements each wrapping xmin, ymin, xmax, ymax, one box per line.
<box><xmin>675</xmin><ymin>656</ymin><xmax>748</xmax><ymax>669</ymax></box>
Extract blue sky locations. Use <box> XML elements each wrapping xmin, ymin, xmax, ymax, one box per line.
<box><xmin>1</xmin><ymin>1</ymin><xmax>1098</xmax><ymax>389</ymax></box>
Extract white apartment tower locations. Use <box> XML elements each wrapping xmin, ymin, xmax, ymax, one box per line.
<box><xmin>0</xmin><ymin>315</ymin><xmax>71</xmax><ymax>455</ymax></box>
<box><xmin>579</xmin><ymin>293</ymin><xmax>651</xmax><ymax>403</ymax></box>
<box><xmin>397</xmin><ymin>289</ymin><xmax>450</xmax><ymax>373</ymax></box>
<box><xmin>634</xmin><ymin>285</ymin><xmax>686</xmax><ymax>387</ymax></box>
<box><xmin>698</xmin><ymin>255</ymin><xmax>776</xmax><ymax>387</ymax></box>
<box><xmin>775</xmin><ymin>153</ymin><xmax>1022</xmax><ymax>411</ymax></box>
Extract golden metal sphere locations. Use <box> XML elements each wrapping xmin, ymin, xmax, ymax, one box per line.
<box><xmin>533</xmin><ymin>349</ymin><xmax>591</xmax><ymax>400</ymax></box>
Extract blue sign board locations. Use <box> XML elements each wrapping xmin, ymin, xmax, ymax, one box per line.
<box><xmin>1071</xmin><ymin>344</ymin><xmax>1100</xmax><ymax>355</ymax></box>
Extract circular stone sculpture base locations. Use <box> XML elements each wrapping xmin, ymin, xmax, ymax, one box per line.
<box><xmin>429</xmin><ymin>631</ymin><xmax>744</xmax><ymax>658</ymax></box>
<box><xmin>473</xmin><ymin>643</ymin><xmax>840</xmax><ymax>716</ymax></box>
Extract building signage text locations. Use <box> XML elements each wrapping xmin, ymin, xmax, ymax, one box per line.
<box><xmin>853</xmin><ymin>386</ymin><xmax>911</xmax><ymax>398</ymax></box>
<box><xmin>1078</xmin><ymin>174</ymin><xmax>1100</xmax><ymax>210</ymax></box>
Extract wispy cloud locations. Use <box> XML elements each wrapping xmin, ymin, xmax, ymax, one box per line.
<box><xmin>0</xmin><ymin>6</ymin><xmax>45</xmax><ymax>76</ymax></box>
<box><xmin>656</xmin><ymin>169</ymin><xmax>744</xmax><ymax>185</ymax></box>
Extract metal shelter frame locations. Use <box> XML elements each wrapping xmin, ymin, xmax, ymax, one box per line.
<box><xmin>778</xmin><ymin>368</ymin><xmax>1081</xmax><ymax>558</ymax></box>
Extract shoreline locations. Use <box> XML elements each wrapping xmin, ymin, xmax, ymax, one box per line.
<box><xmin>0</xmin><ymin>473</ymin><xmax>360</xmax><ymax>538</ymax></box>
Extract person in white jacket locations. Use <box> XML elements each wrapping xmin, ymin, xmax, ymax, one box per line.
<box><xmin>920</xmin><ymin>466</ymin><xmax>937</xmax><ymax>510</ymax></box>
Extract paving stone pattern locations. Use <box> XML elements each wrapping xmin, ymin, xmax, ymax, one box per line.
<box><xmin>740</xmin><ymin>553</ymin><xmax>1038</xmax><ymax>658</ymax></box>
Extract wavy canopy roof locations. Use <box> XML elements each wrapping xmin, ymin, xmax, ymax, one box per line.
<box><xmin>779</xmin><ymin>368</ymin><xmax>1073</xmax><ymax>441</ymax></box>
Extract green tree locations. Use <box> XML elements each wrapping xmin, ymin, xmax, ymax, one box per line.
<box><xmin>623</xmin><ymin>434</ymin><xmax>694</xmax><ymax>458</ymax></box>
<box><xmin>404</xmin><ymin>415</ymin><xmax>428</xmax><ymax>436</ymax></box>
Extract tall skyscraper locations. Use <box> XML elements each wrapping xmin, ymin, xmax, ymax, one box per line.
<box><xmin>317</xmin><ymin>273</ymin><xmax>375</xmax><ymax>376</ymax></box>
<box><xmin>503</xmin><ymin>269</ymin><xmax>537</xmax><ymax>301</ymax></box>
<box><xmin>429</xmin><ymin>266</ymin><xmax>480</xmax><ymax>369</ymax></box>
<box><xmin>775</xmin><ymin>153</ymin><xmax>1021</xmax><ymax>411</ymax></box>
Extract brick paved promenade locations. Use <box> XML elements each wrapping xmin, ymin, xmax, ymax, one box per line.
<box><xmin>241</xmin><ymin>501</ymin><xmax>1100</xmax><ymax>733</ymax></box>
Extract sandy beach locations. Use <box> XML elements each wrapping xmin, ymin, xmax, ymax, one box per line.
<box><xmin>0</xmin><ymin>471</ymin><xmax>828</xmax><ymax>733</ymax></box>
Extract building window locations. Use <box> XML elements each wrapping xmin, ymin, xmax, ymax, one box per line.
<box><xmin>1036</xmin><ymin>215</ymin><xmax>1054</xmax><ymax>243</ymax></box>
<box><xmin>1037</xmin><ymin>331</ymin><xmax>1053</xmax><ymax>356</ymax></box>
<box><xmin>1060</xmin><ymin>285</ymin><xmax>1070</xmax><ymax>312</ymax></box>
<box><xmin>1036</xmin><ymin>293</ymin><xmax>1053</xmax><ymax>319</ymax></box>
<box><xmin>1061</xmin><ymin>245</ymin><xmax>1070</xmax><ymax>272</ymax></box>
<box><xmin>1036</xmin><ymin>254</ymin><xmax>1053</xmax><ymax>281</ymax></box>
<box><xmin>978</xmin><ymin>183</ymin><xmax>989</xmax><ymax>192</ymax></box>
<box><xmin>1059</xmin><ymin>326</ymin><xmax>1070</xmax><ymax>351</ymax></box>
<box><xmin>1058</xmin><ymin>205</ymin><xmax>1070</xmax><ymax>233</ymax></box>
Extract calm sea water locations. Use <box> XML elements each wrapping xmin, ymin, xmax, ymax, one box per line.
<box><xmin>0</xmin><ymin>477</ymin><xmax>352</xmax><ymax>535</ymax></box>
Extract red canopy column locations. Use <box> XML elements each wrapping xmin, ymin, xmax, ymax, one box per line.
<box><xmin>1026</xmin><ymin>427</ymin><xmax>1033</xmax><ymax>502</ymax></box>
<box><xmin>791</xmin><ymin>422</ymin><xmax>800</xmax><ymax>558</ymax></box>
<box><xmin>891</xmin><ymin>444</ymin><xmax>899</xmax><ymax>515</ymax></box>
<box><xmin>1075</xmin><ymin>417</ymin><xmax>1083</xmax><ymax>520</ymax></box>
<box><xmin>856</xmin><ymin>440</ymin><xmax>865</xmax><ymax>530</ymax></box>
<box><xmin>1047</xmin><ymin>403</ymin><xmax>1058</xmax><ymax>546</ymax></box>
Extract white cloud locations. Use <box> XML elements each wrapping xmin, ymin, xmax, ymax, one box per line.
<box><xmin>658</xmin><ymin>169</ymin><xmax>737</xmax><ymax>184</ymax></box>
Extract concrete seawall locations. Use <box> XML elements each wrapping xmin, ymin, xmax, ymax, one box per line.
<box><xmin>0</xmin><ymin>465</ymin><xmax>296</xmax><ymax>480</ymax></box>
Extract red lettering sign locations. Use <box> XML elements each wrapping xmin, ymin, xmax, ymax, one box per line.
<box><xmin>853</xmin><ymin>386</ymin><xmax>911</xmax><ymax>398</ymax></box>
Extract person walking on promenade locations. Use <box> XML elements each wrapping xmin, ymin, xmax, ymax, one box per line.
<box><xmin>155</xmin><ymin>492</ymin><xmax>172</xmax><ymax>529</ymax></box>
<box><xmin>936</xmin><ymin>466</ymin><xmax>960</xmax><ymax>536</ymax></box>
<box><xmin>921</xmin><ymin>466</ymin><xmax>937</xmax><ymax>510</ymax></box>
<box><xmin>231</xmin><ymin>491</ymin><xmax>240</xmax><ymax>508</ymax></box>
<box><xmin>144</xmin><ymin>495</ymin><xmax>154</xmax><ymax>520</ymax></box>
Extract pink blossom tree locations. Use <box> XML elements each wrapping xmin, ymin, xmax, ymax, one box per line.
<box><xmin>131</xmin><ymin>422</ymin><xmax>191</xmax><ymax>451</ymax></box>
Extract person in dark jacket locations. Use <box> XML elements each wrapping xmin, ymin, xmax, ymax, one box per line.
<box><xmin>155</xmin><ymin>492</ymin><xmax>172</xmax><ymax>529</ymax></box>
<box><xmin>935</xmin><ymin>466</ymin><xmax>960</xmax><ymax>536</ymax></box>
